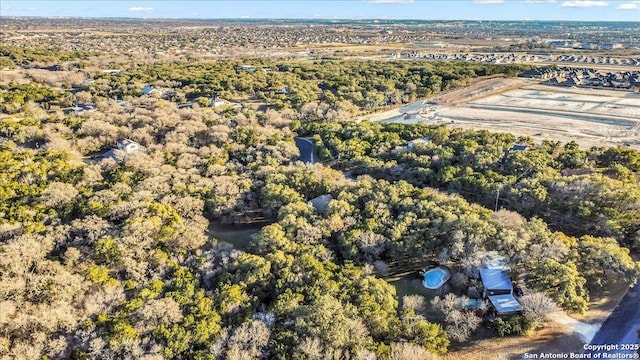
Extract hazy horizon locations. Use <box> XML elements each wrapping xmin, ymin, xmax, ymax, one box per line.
<box><xmin>2</xmin><ymin>1</ymin><xmax>639</xmax><ymax>22</ymax></box>
<box><xmin>2</xmin><ymin>16</ymin><xmax>640</xmax><ymax>22</ymax></box>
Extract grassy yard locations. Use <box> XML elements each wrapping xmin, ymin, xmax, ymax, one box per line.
<box><xmin>388</xmin><ymin>271</ymin><xmax>443</xmax><ymax>306</ymax></box>
<box><xmin>208</xmin><ymin>221</ymin><xmax>270</xmax><ymax>250</ymax></box>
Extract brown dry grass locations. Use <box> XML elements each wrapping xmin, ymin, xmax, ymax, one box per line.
<box><xmin>434</xmin><ymin>77</ymin><xmax>528</xmax><ymax>105</ymax></box>
<box><xmin>0</xmin><ymin>70</ymin><xmax>30</xmax><ymax>85</ymax></box>
<box><xmin>443</xmin><ymin>322</ymin><xmax>584</xmax><ymax>360</ymax></box>
<box><xmin>24</xmin><ymin>69</ymin><xmax>83</xmax><ymax>87</ymax></box>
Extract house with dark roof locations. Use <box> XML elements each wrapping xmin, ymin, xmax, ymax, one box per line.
<box><xmin>563</xmin><ymin>77</ymin><xmax>581</xmax><ymax>87</ymax></box>
<box><xmin>518</xmin><ymin>69</ymin><xmax>545</xmax><ymax>79</ymax></box>
<box><xmin>308</xmin><ymin>194</ymin><xmax>332</xmax><ymax>214</ymax></box>
<box><xmin>499</xmin><ymin>144</ymin><xmax>528</xmax><ymax>164</ymax></box>
<box><xmin>519</xmin><ymin>68</ymin><xmax>561</xmax><ymax>80</ymax></box>
<box><xmin>294</xmin><ymin>137</ymin><xmax>315</xmax><ymax>164</ymax></box>
<box><xmin>236</xmin><ymin>65</ymin><xmax>256</xmax><ymax>72</ymax></box>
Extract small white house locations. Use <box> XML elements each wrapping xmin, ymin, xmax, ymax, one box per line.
<box><xmin>212</xmin><ymin>97</ymin><xmax>229</xmax><ymax>108</ymax></box>
<box><xmin>116</xmin><ymin>139</ymin><xmax>140</xmax><ymax>154</ymax></box>
<box><xmin>211</xmin><ymin>97</ymin><xmax>241</xmax><ymax>109</ymax></box>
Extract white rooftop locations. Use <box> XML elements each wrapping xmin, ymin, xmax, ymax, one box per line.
<box><xmin>488</xmin><ymin>294</ymin><xmax>523</xmax><ymax>314</ymax></box>
<box><xmin>480</xmin><ymin>267</ymin><xmax>513</xmax><ymax>292</ymax></box>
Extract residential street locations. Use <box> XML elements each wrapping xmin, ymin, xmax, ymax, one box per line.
<box><xmin>585</xmin><ymin>279</ymin><xmax>640</xmax><ymax>357</ymax></box>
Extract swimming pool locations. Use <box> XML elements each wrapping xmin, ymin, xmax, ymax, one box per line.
<box><xmin>423</xmin><ymin>267</ymin><xmax>451</xmax><ymax>289</ymax></box>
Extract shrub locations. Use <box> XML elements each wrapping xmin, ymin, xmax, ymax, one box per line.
<box><xmin>490</xmin><ymin>315</ymin><xmax>537</xmax><ymax>337</ymax></box>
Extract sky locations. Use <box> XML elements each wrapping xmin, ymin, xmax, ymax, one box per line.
<box><xmin>1</xmin><ymin>0</ymin><xmax>639</xmax><ymax>21</ymax></box>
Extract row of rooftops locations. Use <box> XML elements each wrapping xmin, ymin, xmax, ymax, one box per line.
<box><xmin>395</xmin><ymin>51</ymin><xmax>640</xmax><ymax>67</ymax></box>
<box><xmin>548</xmin><ymin>70</ymin><xmax>640</xmax><ymax>89</ymax></box>
<box><xmin>519</xmin><ymin>67</ymin><xmax>640</xmax><ymax>90</ymax></box>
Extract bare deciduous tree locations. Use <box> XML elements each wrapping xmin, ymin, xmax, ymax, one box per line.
<box><xmin>40</xmin><ymin>181</ymin><xmax>79</xmax><ymax>208</ymax></box>
<box><xmin>492</xmin><ymin>209</ymin><xmax>525</xmax><ymax>230</ymax></box>
<box><xmin>519</xmin><ymin>292</ymin><xmax>556</xmax><ymax>323</ymax></box>
<box><xmin>401</xmin><ymin>295</ymin><xmax>427</xmax><ymax>319</ymax></box>
<box><xmin>390</xmin><ymin>342</ymin><xmax>437</xmax><ymax>360</ymax></box>
<box><xmin>224</xmin><ymin>320</ymin><xmax>271</xmax><ymax>360</ymax></box>
<box><xmin>373</xmin><ymin>260</ymin><xmax>390</xmax><ymax>277</ymax></box>
<box><xmin>358</xmin><ymin>232</ymin><xmax>388</xmax><ymax>263</ymax></box>
<box><xmin>431</xmin><ymin>294</ymin><xmax>481</xmax><ymax>342</ymax></box>
<box><xmin>134</xmin><ymin>298</ymin><xmax>184</xmax><ymax>333</ymax></box>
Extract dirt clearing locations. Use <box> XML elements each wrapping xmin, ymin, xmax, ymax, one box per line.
<box><xmin>368</xmin><ymin>79</ymin><xmax>640</xmax><ymax>150</ymax></box>
<box><xmin>443</xmin><ymin>322</ymin><xmax>584</xmax><ymax>360</ymax></box>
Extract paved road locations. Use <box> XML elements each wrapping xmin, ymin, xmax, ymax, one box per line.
<box><xmin>585</xmin><ymin>279</ymin><xmax>640</xmax><ymax>357</ymax></box>
<box><xmin>294</xmin><ymin>137</ymin><xmax>315</xmax><ymax>164</ymax></box>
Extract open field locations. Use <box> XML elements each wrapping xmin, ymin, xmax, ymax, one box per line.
<box><xmin>439</xmin><ymin>85</ymin><xmax>640</xmax><ymax>149</ymax></box>
<box><xmin>471</xmin><ymin>86</ymin><xmax>640</xmax><ymax>120</ymax></box>
<box><xmin>369</xmin><ymin>78</ymin><xmax>640</xmax><ymax>150</ymax></box>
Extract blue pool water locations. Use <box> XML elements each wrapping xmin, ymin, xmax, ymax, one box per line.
<box><xmin>423</xmin><ymin>267</ymin><xmax>451</xmax><ymax>289</ymax></box>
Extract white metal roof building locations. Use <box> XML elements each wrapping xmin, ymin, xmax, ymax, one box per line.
<box><xmin>487</xmin><ymin>294</ymin><xmax>523</xmax><ymax>314</ymax></box>
<box><xmin>480</xmin><ymin>266</ymin><xmax>514</xmax><ymax>296</ymax></box>
<box><xmin>479</xmin><ymin>263</ymin><xmax>523</xmax><ymax>315</ymax></box>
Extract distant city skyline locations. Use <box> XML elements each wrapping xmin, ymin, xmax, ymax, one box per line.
<box><xmin>1</xmin><ymin>1</ymin><xmax>639</xmax><ymax>21</ymax></box>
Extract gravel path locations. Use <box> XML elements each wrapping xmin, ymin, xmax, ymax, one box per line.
<box><xmin>548</xmin><ymin>310</ymin><xmax>601</xmax><ymax>344</ymax></box>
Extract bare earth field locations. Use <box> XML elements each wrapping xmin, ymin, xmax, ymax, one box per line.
<box><xmin>367</xmin><ymin>78</ymin><xmax>640</xmax><ymax>150</ymax></box>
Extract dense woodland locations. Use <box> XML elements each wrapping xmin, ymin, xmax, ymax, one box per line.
<box><xmin>1</xmin><ymin>51</ymin><xmax>639</xmax><ymax>360</ymax></box>
<box><xmin>0</xmin><ymin>44</ymin><xmax>529</xmax><ymax>116</ymax></box>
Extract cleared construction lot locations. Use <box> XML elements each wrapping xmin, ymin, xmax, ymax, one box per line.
<box><xmin>374</xmin><ymin>79</ymin><xmax>640</xmax><ymax>150</ymax></box>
